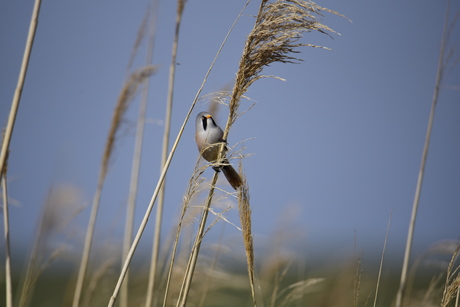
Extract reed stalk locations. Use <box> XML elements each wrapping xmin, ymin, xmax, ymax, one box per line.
<box><xmin>176</xmin><ymin>173</ymin><xmax>220</xmax><ymax>307</ymax></box>
<box><xmin>73</xmin><ymin>66</ymin><xmax>155</xmax><ymax>307</ymax></box>
<box><xmin>2</xmin><ymin>157</ymin><xmax>13</xmax><ymax>307</ymax></box>
<box><xmin>373</xmin><ymin>212</ymin><xmax>391</xmax><ymax>307</ymax></box>
<box><xmin>121</xmin><ymin>3</ymin><xmax>159</xmax><ymax>307</ymax></box>
<box><xmin>198</xmin><ymin>224</ymin><xmax>226</xmax><ymax>307</ymax></box>
<box><xmin>0</xmin><ymin>0</ymin><xmax>41</xmax><ymax>186</ymax></box>
<box><xmin>162</xmin><ymin>165</ymin><xmax>205</xmax><ymax>307</ymax></box>
<box><xmin>176</xmin><ymin>1</ymin><xmax>341</xmax><ymax>305</ymax></box>
<box><xmin>106</xmin><ymin>10</ymin><xmax>238</xmax><ymax>307</ymax></box>
<box><xmin>395</xmin><ymin>1</ymin><xmax>450</xmax><ymax>305</ymax></box>
<box><xmin>145</xmin><ymin>1</ymin><xmax>185</xmax><ymax>306</ymax></box>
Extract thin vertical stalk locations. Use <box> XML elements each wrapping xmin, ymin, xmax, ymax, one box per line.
<box><xmin>145</xmin><ymin>1</ymin><xmax>184</xmax><ymax>306</ymax></box>
<box><xmin>74</xmin><ymin>66</ymin><xmax>155</xmax><ymax>307</ymax></box>
<box><xmin>395</xmin><ymin>2</ymin><xmax>450</xmax><ymax>306</ymax></box>
<box><xmin>18</xmin><ymin>187</ymin><xmax>65</xmax><ymax>307</ymax></box>
<box><xmin>107</xmin><ymin>1</ymin><xmax>250</xmax><ymax>305</ymax></box>
<box><xmin>177</xmin><ymin>0</ymin><xmax>341</xmax><ymax>303</ymax></box>
<box><xmin>176</xmin><ymin>31</ymin><xmax>252</xmax><ymax>305</ymax></box>
<box><xmin>198</xmin><ymin>224</ymin><xmax>226</xmax><ymax>307</ymax></box>
<box><xmin>0</xmin><ymin>0</ymin><xmax>41</xmax><ymax>183</ymax></box>
<box><xmin>455</xmin><ymin>285</ymin><xmax>460</xmax><ymax>307</ymax></box>
<box><xmin>161</xmin><ymin>166</ymin><xmax>204</xmax><ymax>307</ymax></box>
<box><xmin>373</xmin><ymin>212</ymin><xmax>391</xmax><ymax>307</ymax></box>
<box><xmin>2</xmin><ymin>168</ymin><xmax>13</xmax><ymax>307</ymax></box>
<box><xmin>108</xmin><ymin>87</ymin><xmax>197</xmax><ymax>307</ymax></box>
<box><xmin>107</xmin><ymin>14</ymin><xmax>233</xmax><ymax>307</ymax></box>
<box><xmin>174</xmin><ymin>1</ymin><xmax>254</xmax><ymax>304</ymax></box>
<box><xmin>121</xmin><ymin>2</ymin><xmax>159</xmax><ymax>307</ymax></box>
<box><xmin>176</xmin><ymin>173</ymin><xmax>219</xmax><ymax>307</ymax></box>
<box><xmin>72</xmin><ymin>180</ymin><xmax>104</xmax><ymax>307</ymax></box>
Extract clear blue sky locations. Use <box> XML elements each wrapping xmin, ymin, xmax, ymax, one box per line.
<box><xmin>1</xmin><ymin>0</ymin><xmax>459</xmax><ymax>266</ymax></box>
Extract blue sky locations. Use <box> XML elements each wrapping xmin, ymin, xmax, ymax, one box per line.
<box><xmin>1</xmin><ymin>0</ymin><xmax>459</xmax><ymax>267</ymax></box>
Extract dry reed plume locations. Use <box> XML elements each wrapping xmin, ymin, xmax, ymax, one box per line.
<box><xmin>101</xmin><ymin>66</ymin><xmax>157</xmax><ymax>182</ymax></box>
<box><xmin>441</xmin><ymin>243</ymin><xmax>460</xmax><ymax>307</ymax></box>
<box><xmin>73</xmin><ymin>65</ymin><xmax>156</xmax><ymax>307</ymax></box>
<box><xmin>176</xmin><ymin>1</ymin><xmax>343</xmax><ymax>306</ymax></box>
<box><xmin>237</xmin><ymin>170</ymin><xmax>256</xmax><ymax>305</ymax></box>
<box><xmin>229</xmin><ymin>0</ymin><xmax>342</xmax><ymax>304</ymax></box>
<box><xmin>228</xmin><ymin>0</ymin><xmax>343</xmax><ymax>126</ymax></box>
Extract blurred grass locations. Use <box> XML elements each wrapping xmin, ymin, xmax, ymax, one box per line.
<box><xmin>2</xmin><ymin>246</ymin><xmax>457</xmax><ymax>307</ymax></box>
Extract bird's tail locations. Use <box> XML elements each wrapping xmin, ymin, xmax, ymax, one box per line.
<box><xmin>222</xmin><ymin>164</ymin><xmax>243</xmax><ymax>190</ymax></box>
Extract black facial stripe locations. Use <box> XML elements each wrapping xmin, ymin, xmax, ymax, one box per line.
<box><xmin>210</xmin><ymin>117</ymin><xmax>217</xmax><ymax>127</ymax></box>
<box><xmin>202</xmin><ymin>116</ymin><xmax>207</xmax><ymax>130</ymax></box>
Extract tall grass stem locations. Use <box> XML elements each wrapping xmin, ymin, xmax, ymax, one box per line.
<box><xmin>198</xmin><ymin>224</ymin><xmax>226</xmax><ymax>307</ymax></box>
<box><xmin>0</xmin><ymin>0</ymin><xmax>41</xmax><ymax>186</ymax></box>
<box><xmin>174</xmin><ymin>2</ymin><xmax>253</xmax><ymax>305</ymax></box>
<box><xmin>161</xmin><ymin>166</ymin><xmax>204</xmax><ymax>307</ymax></box>
<box><xmin>121</xmin><ymin>3</ymin><xmax>159</xmax><ymax>307</ymax></box>
<box><xmin>373</xmin><ymin>212</ymin><xmax>391</xmax><ymax>307</ymax></box>
<box><xmin>176</xmin><ymin>173</ymin><xmax>219</xmax><ymax>307</ymax></box>
<box><xmin>177</xmin><ymin>0</ymin><xmax>342</xmax><ymax>304</ymax></box>
<box><xmin>157</xmin><ymin>2</ymin><xmax>251</xmax><ymax>306</ymax></box>
<box><xmin>145</xmin><ymin>1</ymin><xmax>184</xmax><ymax>306</ymax></box>
<box><xmin>108</xmin><ymin>87</ymin><xmax>201</xmax><ymax>307</ymax></box>
<box><xmin>395</xmin><ymin>1</ymin><xmax>450</xmax><ymax>306</ymax></box>
<box><xmin>455</xmin><ymin>286</ymin><xmax>460</xmax><ymax>307</ymax></box>
<box><xmin>72</xmin><ymin>181</ymin><xmax>104</xmax><ymax>307</ymax></box>
<box><xmin>106</xmin><ymin>0</ymin><xmax>243</xmax><ymax>302</ymax></box>
<box><xmin>73</xmin><ymin>66</ymin><xmax>155</xmax><ymax>307</ymax></box>
<box><xmin>2</xmin><ymin>169</ymin><xmax>13</xmax><ymax>307</ymax></box>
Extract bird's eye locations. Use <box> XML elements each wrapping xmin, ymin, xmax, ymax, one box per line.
<box><xmin>201</xmin><ymin>116</ymin><xmax>207</xmax><ymax>130</ymax></box>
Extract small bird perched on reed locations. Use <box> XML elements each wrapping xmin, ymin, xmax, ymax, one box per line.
<box><xmin>195</xmin><ymin>112</ymin><xmax>242</xmax><ymax>190</ymax></box>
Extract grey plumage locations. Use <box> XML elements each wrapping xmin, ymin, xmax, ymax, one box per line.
<box><xmin>195</xmin><ymin>112</ymin><xmax>242</xmax><ymax>190</ymax></box>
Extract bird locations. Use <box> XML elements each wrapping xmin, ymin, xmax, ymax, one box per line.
<box><xmin>195</xmin><ymin>112</ymin><xmax>243</xmax><ymax>190</ymax></box>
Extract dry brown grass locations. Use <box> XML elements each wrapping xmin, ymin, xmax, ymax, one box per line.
<box><xmin>237</xmin><ymin>166</ymin><xmax>256</xmax><ymax>305</ymax></box>
<box><xmin>441</xmin><ymin>243</ymin><xmax>460</xmax><ymax>307</ymax></box>
<box><xmin>73</xmin><ymin>65</ymin><xmax>156</xmax><ymax>307</ymax></box>
<box><xmin>18</xmin><ymin>184</ymin><xmax>84</xmax><ymax>307</ymax></box>
<box><xmin>228</xmin><ymin>0</ymin><xmax>343</xmax><ymax>131</ymax></box>
<box><xmin>175</xmin><ymin>1</ymin><xmax>343</xmax><ymax>306</ymax></box>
